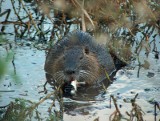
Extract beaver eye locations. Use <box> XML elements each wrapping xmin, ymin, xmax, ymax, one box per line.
<box><xmin>84</xmin><ymin>46</ymin><xmax>89</xmax><ymax>54</ymax></box>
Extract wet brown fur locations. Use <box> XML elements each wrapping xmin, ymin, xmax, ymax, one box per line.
<box><xmin>44</xmin><ymin>31</ymin><xmax>115</xmax><ymax>87</ymax></box>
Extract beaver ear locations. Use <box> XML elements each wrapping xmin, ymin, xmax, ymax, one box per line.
<box><xmin>84</xmin><ymin>46</ymin><xmax>89</xmax><ymax>54</ymax></box>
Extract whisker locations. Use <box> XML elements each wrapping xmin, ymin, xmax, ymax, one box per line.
<box><xmin>79</xmin><ymin>70</ymin><xmax>98</xmax><ymax>83</ymax></box>
<box><xmin>54</xmin><ymin>71</ymin><xmax>64</xmax><ymax>83</ymax></box>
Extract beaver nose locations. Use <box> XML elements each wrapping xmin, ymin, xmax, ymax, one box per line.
<box><xmin>65</xmin><ymin>69</ymin><xmax>76</xmax><ymax>75</ymax></box>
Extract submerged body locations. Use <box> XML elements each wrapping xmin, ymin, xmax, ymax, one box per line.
<box><xmin>44</xmin><ymin>31</ymin><xmax>115</xmax><ymax>95</ymax></box>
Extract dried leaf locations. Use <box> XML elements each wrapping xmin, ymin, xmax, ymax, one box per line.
<box><xmin>142</xmin><ymin>60</ymin><xmax>150</xmax><ymax>69</ymax></box>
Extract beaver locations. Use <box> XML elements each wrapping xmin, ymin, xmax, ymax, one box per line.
<box><xmin>44</xmin><ymin>31</ymin><xmax>116</xmax><ymax>96</ymax></box>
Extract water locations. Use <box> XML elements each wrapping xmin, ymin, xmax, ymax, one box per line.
<box><xmin>0</xmin><ymin>44</ymin><xmax>160</xmax><ymax>121</ymax></box>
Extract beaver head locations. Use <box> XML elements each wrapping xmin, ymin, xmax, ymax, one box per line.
<box><xmin>50</xmin><ymin>46</ymin><xmax>102</xmax><ymax>95</ymax></box>
<box><xmin>63</xmin><ymin>46</ymin><xmax>100</xmax><ymax>83</ymax></box>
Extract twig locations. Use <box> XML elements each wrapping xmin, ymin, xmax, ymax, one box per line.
<box><xmin>111</xmin><ymin>95</ymin><xmax>121</xmax><ymax>115</ymax></box>
<box><xmin>19</xmin><ymin>0</ymin><xmax>40</xmax><ymax>32</ymax></box>
<box><xmin>154</xmin><ymin>102</ymin><xmax>157</xmax><ymax>121</ymax></box>
<box><xmin>12</xmin><ymin>52</ymin><xmax>16</xmax><ymax>75</ymax></box>
<box><xmin>0</xmin><ymin>21</ymin><xmax>27</xmax><ymax>25</ymax></box>
<box><xmin>110</xmin><ymin>95</ymin><xmax>112</xmax><ymax>108</ymax></box>
<box><xmin>129</xmin><ymin>94</ymin><xmax>144</xmax><ymax>121</ymax></box>
<box><xmin>72</xmin><ymin>0</ymin><xmax>95</xmax><ymax>30</ymax></box>
<box><xmin>0</xmin><ymin>9</ymin><xmax>11</xmax><ymax>32</ymax></box>
<box><xmin>109</xmin><ymin>95</ymin><xmax>122</xmax><ymax>121</ymax></box>
<box><xmin>10</xmin><ymin>0</ymin><xmax>24</xmax><ymax>24</ymax></box>
<box><xmin>0</xmin><ymin>90</ymin><xmax>15</xmax><ymax>92</ymax></box>
<box><xmin>81</xmin><ymin>0</ymin><xmax>86</xmax><ymax>32</ymax></box>
<box><xmin>48</xmin><ymin>100</ymin><xmax>55</xmax><ymax>113</ymax></box>
<box><xmin>154</xmin><ymin>101</ymin><xmax>160</xmax><ymax>121</ymax></box>
<box><xmin>0</xmin><ymin>9</ymin><xmax>11</xmax><ymax>18</ymax></box>
<box><xmin>33</xmin><ymin>91</ymin><xmax>55</xmax><ymax>109</ymax></box>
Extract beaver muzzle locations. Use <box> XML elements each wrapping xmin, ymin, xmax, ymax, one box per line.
<box><xmin>63</xmin><ymin>80</ymin><xmax>77</xmax><ymax>96</ymax></box>
<box><xmin>63</xmin><ymin>79</ymin><xmax>87</xmax><ymax>96</ymax></box>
